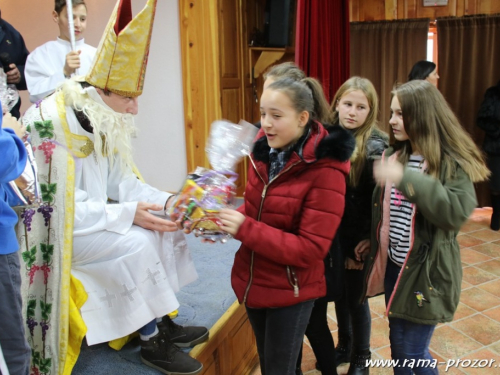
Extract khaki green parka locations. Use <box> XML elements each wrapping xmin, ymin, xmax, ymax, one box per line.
<box><xmin>362</xmin><ymin>147</ymin><xmax>477</xmax><ymax>325</ymax></box>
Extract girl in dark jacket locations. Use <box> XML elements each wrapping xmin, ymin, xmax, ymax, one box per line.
<box><xmin>297</xmin><ymin>77</ymin><xmax>388</xmax><ymax>375</ymax></box>
<box><xmin>329</xmin><ymin>77</ymin><xmax>388</xmax><ymax>375</ymax></box>
<box><xmin>476</xmin><ymin>81</ymin><xmax>500</xmax><ymax>230</ymax></box>
<box><xmin>218</xmin><ymin>77</ymin><xmax>355</xmax><ymax>375</ymax></box>
<box><xmin>364</xmin><ymin>80</ymin><xmax>489</xmax><ymax>374</ymax></box>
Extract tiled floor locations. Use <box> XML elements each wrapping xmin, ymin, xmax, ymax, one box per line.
<box><xmin>250</xmin><ymin>208</ymin><xmax>500</xmax><ymax>374</ymax></box>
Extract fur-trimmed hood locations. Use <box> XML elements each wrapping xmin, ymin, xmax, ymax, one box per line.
<box><xmin>252</xmin><ymin>121</ymin><xmax>355</xmax><ymax>166</ymax></box>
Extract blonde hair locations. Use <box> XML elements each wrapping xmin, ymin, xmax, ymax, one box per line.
<box><xmin>331</xmin><ymin>76</ymin><xmax>380</xmax><ymax>186</ymax></box>
<box><xmin>393</xmin><ymin>80</ymin><xmax>489</xmax><ymax>182</ymax></box>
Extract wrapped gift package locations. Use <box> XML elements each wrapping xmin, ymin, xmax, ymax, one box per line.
<box><xmin>168</xmin><ymin>120</ymin><xmax>257</xmax><ymax>242</ymax></box>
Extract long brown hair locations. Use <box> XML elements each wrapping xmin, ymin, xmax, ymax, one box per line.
<box><xmin>392</xmin><ymin>80</ymin><xmax>489</xmax><ymax>182</ymax></box>
<box><xmin>331</xmin><ymin>76</ymin><xmax>380</xmax><ymax>186</ymax></box>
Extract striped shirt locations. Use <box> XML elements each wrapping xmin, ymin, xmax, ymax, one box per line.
<box><xmin>388</xmin><ymin>155</ymin><xmax>424</xmax><ymax>266</ymax></box>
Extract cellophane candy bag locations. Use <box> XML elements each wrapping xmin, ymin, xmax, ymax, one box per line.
<box><xmin>168</xmin><ymin>120</ymin><xmax>257</xmax><ymax>242</ymax></box>
<box><xmin>0</xmin><ymin>70</ymin><xmax>41</xmax><ymax>207</ymax></box>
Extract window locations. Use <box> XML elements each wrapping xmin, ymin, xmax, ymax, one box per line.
<box><xmin>427</xmin><ymin>24</ymin><xmax>438</xmax><ymax>64</ymax></box>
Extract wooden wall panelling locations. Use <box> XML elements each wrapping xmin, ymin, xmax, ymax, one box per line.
<box><xmin>396</xmin><ymin>0</ymin><xmax>404</xmax><ymax>19</ymax></box>
<box><xmin>464</xmin><ymin>0</ymin><xmax>479</xmax><ymax>14</ymax></box>
<box><xmin>361</xmin><ymin>0</ymin><xmax>387</xmax><ymax>20</ymax></box>
<box><xmin>414</xmin><ymin>0</ymin><xmax>458</xmax><ymax>18</ymax></box>
<box><xmin>353</xmin><ymin>0</ymin><xmax>499</xmax><ymax>22</ymax></box>
<box><xmin>219</xmin><ymin>0</ymin><xmax>244</xmax><ymax>127</ymax></box>
<box><xmin>243</xmin><ymin>0</ymin><xmax>266</xmax><ymax>123</ymax></box>
<box><xmin>219</xmin><ymin>0</ymin><xmax>243</xmax><ymax>116</ymax></box>
<box><xmin>404</xmin><ymin>0</ymin><xmax>417</xmax><ymax>18</ymax></box>
<box><xmin>218</xmin><ymin>0</ymin><xmax>248</xmax><ymax>196</ymax></box>
<box><xmin>457</xmin><ymin>0</ymin><xmax>466</xmax><ymax>16</ymax></box>
<box><xmin>350</xmin><ymin>0</ymin><xmax>360</xmax><ymax>22</ymax></box>
<box><xmin>386</xmin><ymin>0</ymin><xmax>398</xmax><ymax>20</ymax></box>
<box><xmin>476</xmin><ymin>0</ymin><xmax>500</xmax><ymax>13</ymax></box>
<box><xmin>180</xmin><ymin>0</ymin><xmax>222</xmax><ymax>172</ymax></box>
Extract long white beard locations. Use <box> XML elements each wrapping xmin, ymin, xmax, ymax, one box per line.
<box><xmin>61</xmin><ymin>79</ymin><xmax>136</xmax><ymax>171</ymax></box>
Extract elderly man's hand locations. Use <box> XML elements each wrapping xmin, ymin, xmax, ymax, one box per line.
<box><xmin>134</xmin><ymin>202</ymin><xmax>178</xmax><ymax>232</ymax></box>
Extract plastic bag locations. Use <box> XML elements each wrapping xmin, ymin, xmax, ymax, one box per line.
<box><xmin>168</xmin><ymin>120</ymin><xmax>257</xmax><ymax>242</ymax></box>
<box><xmin>1</xmin><ymin>70</ymin><xmax>41</xmax><ymax>207</ymax></box>
<box><xmin>0</xmin><ymin>70</ymin><xmax>19</xmax><ymax>112</ymax></box>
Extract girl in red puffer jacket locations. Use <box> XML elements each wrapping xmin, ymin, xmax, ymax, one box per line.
<box><xmin>218</xmin><ymin>77</ymin><xmax>355</xmax><ymax>375</ymax></box>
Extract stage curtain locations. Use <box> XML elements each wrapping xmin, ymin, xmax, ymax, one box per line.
<box><xmin>350</xmin><ymin>19</ymin><xmax>429</xmax><ymax>131</ymax></box>
<box><xmin>438</xmin><ymin>14</ymin><xmax>500</xmax><ymax>207</ymax></box>
<box><xmin>295</xmin><ymin>0</ymin><xmax>350</xmax><ymax>103</ymax></box>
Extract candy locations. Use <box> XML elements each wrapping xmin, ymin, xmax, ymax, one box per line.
<box><xmin>168</xmin><ymin>120</ymin><xmax>258</xmax><ymax>243</ymax></box>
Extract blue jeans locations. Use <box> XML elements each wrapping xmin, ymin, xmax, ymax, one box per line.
<box><xmin>0</xmin><ymin>252</ymin><xmax>31</xmax><ymax>375</ymax></box>
<box><xmin>246</xmin><ymin>300</ymin><xmax>315</xmax><ymax>375</ymax></box>
<box><xmin>385</xmin><ymin>260</ymin><xmax>438</xmax><ymax>375</ymax></box>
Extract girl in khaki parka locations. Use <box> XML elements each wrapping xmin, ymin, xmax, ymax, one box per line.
<box><xmin>361</xmin><ymin>80</ymin><xmax>489</xmax><ymax>374</ymax></box>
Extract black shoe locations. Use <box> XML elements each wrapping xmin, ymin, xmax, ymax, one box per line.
<box><xmin>491</xmin><ymin>213</ymin><xmax>500</xmax><ymax>231</ymax></box>
<box><xmin>490</xmin><ymin>194</ymin><xmax>500</xmax><ymax>231</ymax></box>
<box><xmin>335</xmin><ymin>335</ymin><xmax>352</xmax><ymax>366</ymax></box>
<box><xmin>140</xmin><ymin>333</ymin><xmax>203</xmax><ymax>375</ymax></box>
<box><xmin>347</xmin><ymin>352</ymin><xmax>371</xmax><ymax>375</ymax></box>
<box><xmin>158</xmin><ymin>315</ymin><xmax>209</xmax><ymax>348</ymax></box>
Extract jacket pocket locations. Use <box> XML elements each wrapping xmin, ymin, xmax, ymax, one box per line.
<box><xmin>428</xmin><ymin>240</ymin><xmax>457</xmax><ymax>296</ymax></box>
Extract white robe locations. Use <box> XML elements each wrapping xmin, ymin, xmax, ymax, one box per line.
<box><xmin>25</xmin><ymin>38</ymin><xmax>96</xmax><ymax>103</ymax></box>
<box><xmin>64</xmin><ymin>109</ymin><xmax>198</xmax><ymax>345</ymax></box>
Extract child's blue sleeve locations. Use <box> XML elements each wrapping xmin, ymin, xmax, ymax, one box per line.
<box><xmin>0</xmin><ymin>127</ymin><xmax>27</xmax><ymax>183</ymax></box>
<box><xmin>2</xmin><ymin>182</ymin><xmax>27</xmax><ymax>207</ymax></box>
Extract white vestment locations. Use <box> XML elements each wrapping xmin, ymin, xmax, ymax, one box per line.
<box><xmin>64</xmin><ymin>108</ymin><xmax>198</xmax><ymax>345</ymax></box>
<box><xmin>25</xmin><ymin>38</ymin><xmax>96</xmax><ymax>103</ymax></box>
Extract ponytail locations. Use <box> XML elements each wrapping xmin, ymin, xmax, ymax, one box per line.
<box><xmin>301</xmin><ymin>77</ymin><xmax>334</xmax><ymax>125</ymax></box>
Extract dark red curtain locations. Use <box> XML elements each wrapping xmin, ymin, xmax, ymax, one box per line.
<box><xmin>295</xmin><ymin>0</ymin><xmax>350</xmax><ymax>102</ymax></box>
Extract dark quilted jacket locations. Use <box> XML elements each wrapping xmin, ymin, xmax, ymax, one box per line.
<box><xmin>231</xmin><ymin>121</ymin><xmax>355</xmax><ymax>308</ymax></box>
<box><xmin>477</xmin><ymin>81</ymin><xmax>500</xmax><ymax>155</ymax></box>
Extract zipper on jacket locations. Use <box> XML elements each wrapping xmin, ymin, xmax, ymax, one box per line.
<box><xmin>243</xmin><ymin>157</ymin><xmax>301</xmax><ymax>303</ymax></box>
<box><xmin>286</xmin><ymin>266</ymin><xmax>299</xmax><ymax>297</ymax></box>
<box><xmin>243</xmin><ymin>252</ymin><xmax>255</xmax><ymax>304</ymax></box>
<box><xmin>362</xmin><ymin>187</ymin><xmax>384</xmax><ymax>304</ymax></box>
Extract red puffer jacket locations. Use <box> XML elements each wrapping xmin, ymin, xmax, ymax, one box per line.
<box><xmin>231</xmin><ymin>121</ymin><xmax>355</xmax><ymax>308</ymax></box>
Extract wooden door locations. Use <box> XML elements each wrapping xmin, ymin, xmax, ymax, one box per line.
<box><xmin>218</xmin><ymin>0</ymin><xmax>248</xmax><ymax>196</ymax></box>
<box><xmin>179</xmin><ymin>0</ymin><xmax>222</xmax><ymax>172</ymax></box>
